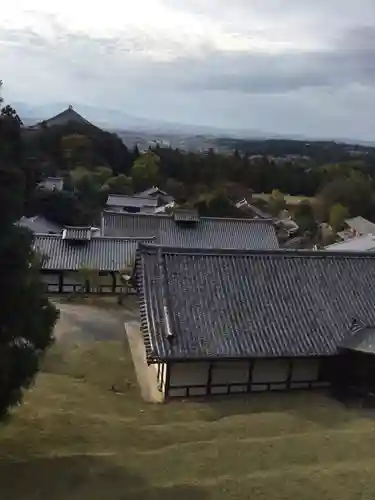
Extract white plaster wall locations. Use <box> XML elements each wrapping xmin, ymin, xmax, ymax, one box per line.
<box><xmin>152</xmin><ymin>363</ymin><xmax>167</xmax><ymax>392</ymax></box>
<box><xmin>166</xmin><ymin>358</ymin><xmax>325</xmax><ymax>398</ymax></box>
<box><xmin>41</xmin><ymin>273</ymin><xmax>59</xmax><ymax>292</ymax></box>
<box><xmin>106</xmin><ymin>205</ymin><xmax>124</xmax><ymax>213</ymax></box>
<box><xmin>252</xmin><ymin>359</ymin><xmax>289</xmax><ymax>384</ymax></box>
<box><xmin>211</xmin><ymin>361</ymin><xmax>249</xmax><ymax>385</ymax></box>
<box><xmin>169</xmin><ymin>362</ymin><xmax>209</xmax><ymax>387</ymax></box>
<box><xmin>140</xmin><ymin>206</ymin><xmax>157</xmax><ymax>214</ymax></box>
<box><xmin>291</xmin><ymin>359</ymin><xmax>319</xmax><ymax>382</ymax></box>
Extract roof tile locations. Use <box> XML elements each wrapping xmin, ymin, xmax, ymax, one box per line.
<box><xmin>135</xmin><ymin>245</ymin><xmax>375</xmax><ymax>361</ymax></box>
<box><xmin>103</xmin><ymin>212</ymin><xmax>279</xmax><ymax>250</ymax></box>
<box><xmin>34</xmin><ymin>235</ymin><xmax>154</xmax><ymax>271</ymax></box>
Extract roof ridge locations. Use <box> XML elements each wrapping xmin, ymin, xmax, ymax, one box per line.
<box><xmin>103</xmin><ymin>210</ymin><xmax>274</xmax><ymax>224</ymax></box>
<box><xmin>137</xmin><ymin>243</ymin><xmax>375</xmax><ymax>259</ymax></box>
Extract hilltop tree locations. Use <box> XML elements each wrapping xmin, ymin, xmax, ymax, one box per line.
<box><xmin>268</xmin><ymin>189</ymin><xmax>286</xmax><ymax>216</ymax></box>
<box><xmin>319</xmin><ymin>172</ymin><xmax>374</xmax><ymax>219</ymax></box>
<box><xmin>329</xmin><ymin>203</ymin><xmax>349</xmax><ymax>234</ymax></box>
<box><xmin>131</xmin><ymin>151</ymin><xmax>160</xmax><ymax>191</ymax></box>
<box><xmin>294</xmin><ymin>200</ymin><xmax>317</xmax><ymax>233</ymax></box>
<box><xmin>0</xmin><ymin>82</ymin><xmax>58</xmax><ymax>417</ymax></box>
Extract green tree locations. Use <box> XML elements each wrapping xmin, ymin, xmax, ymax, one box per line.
<box><xmin>102</xmin><ymin>174</ymin><xmax>133</xmax><ymax>195</ymax></box>
<box><xmin>294</xmin><ymin>200</ymin><xmax>317</xmax><ymax>233</ymax></box>
<box><xmin>61</xmin><ymin>134</ymin><xmax>93</xmax><ymax>168</ymax></box>
<box><xmin>93</xmin><ymin>166</ymin><xmax>113</xmax><ymax>185</ymax></box>
<box><xmin>329</xmin><ymin>203</ymin><xmax>349</xmax><ymax>234</ymax></box>
<box><xmin>131</xmin><ymin>151</ymin><xmax>160</xmax><ymax>191</ymax></box>
<box><xmin>319</xmin><ymin>172</ymin><xmax>374</xmax><ymax>219</ymax></box>
<box><xmin>0</xmin><ymin>84</ymin><xmax>58</xmax><ymax>416</ymax></box>
<box><xmin>268</xmin><ymin>189</ymin><xmax>286</xmax><ymax>216</ymax></box>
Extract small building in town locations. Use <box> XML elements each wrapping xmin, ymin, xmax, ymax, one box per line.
<box><xmin>106</xmin><ymin>194</ymin><xmax>159</xmax><ymax>214</ymax></box>
<box><xmin>135</xmin><ymin>186</ymin><xmax>174</xmax><ymax>205</ymax></box>
<box><xmin>34</xmin><ymin>229</ymin><xmax>154</xmax><ymax>294</ymax></box>
<box><xmin>132</xmin><ymin>244</ymin><xmax>375</xmax><ymax>400</ymax></box>
<box><xmin>102</xmin><ymin>210</ymin><xmax>279</xmax><ymax>249</ymax></box>
<box><xmin>236</xmin><ymin>198</ymin><xmax>299</xmax><ymax>236</ymax></box>
<box><xmin>18</xmin><ymin>215</ymin><xmax>62</xmax><ymax>234</ymax></box>
<box><xmin>325</xmin><ymin>234</ymin><xmax>375</xmax><ymax>252</ymax></box>
<box><xmin>339</xmin><ymin>216</ymin><xmax>375</xmax><ymax>240</ymax></box>
<box><xmin>37</xmin><ymin>177</ymin><xmax>64</xmax><ymax>192</ymax></box>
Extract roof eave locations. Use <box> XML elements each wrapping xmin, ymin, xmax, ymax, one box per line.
<box><xmin>146</xmin><ymin>352</ymin><xmax>335</xmax><ymax>364</ymax></box>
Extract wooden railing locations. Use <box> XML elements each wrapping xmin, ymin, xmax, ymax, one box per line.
<box><xmin>42</xmin><ymin>283</ymin><xmax>136</xmax><ymax>296</ymax></box>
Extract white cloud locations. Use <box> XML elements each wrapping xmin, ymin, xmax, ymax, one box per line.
<box><xmin>1</xmin><ymin>1</ymin><xmax>375</xmax><ymax>140</ymax></box>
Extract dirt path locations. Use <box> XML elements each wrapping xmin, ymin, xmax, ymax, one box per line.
<box><xmin>52</xmin><ymin>301</ymin><xmax>139</xmax><ymax>343</ymax></box>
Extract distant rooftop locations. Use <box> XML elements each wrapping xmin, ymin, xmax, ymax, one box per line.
<box><xmin>62</xmin><ymin>226</ymin><xmax>94</xmax><ymax>241</ymax></box>
<box><xmin>18</xmin><ymin>216</ymin><xmax>61</xmax><ymax>235</ymax></box>
<box><xmin>34</xmin><ymin>234</ymin><xmax>154</xmax><ymax>271</ymax></box>
<box><xmin>326</xmin><ymin>234</ymin><xmax>375</xmax><ymax>252</ymax></box>
<box><xmin>107</xmin><ymin>194</ymin><xmax>158</xmax><ymax>209</ymax></box>
<box><xmin>345</xmin><ymin>216</ymin><xmax>375</xmax><ymax>237</ymax></box>
<box><xmin>28</xmin><ymin>106</ymin><xmax>99</xmax><ymax>130</ymax></box>
<box><xmin>135</xmin><ymin>186</ymin><xmax>170</xmax><ymax>198</ymax></box>
<box><xmin>102</xmin><ymin>211</ymin><xmax>279</xmax><ymax>250</ymax></box>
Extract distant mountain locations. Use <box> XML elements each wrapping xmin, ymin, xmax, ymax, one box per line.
<box><xmin>11</xmin><ymin>101</ymin><xmax>373</xmax><ymax>147</ymax></box>
<box><xmin>12</xmin><ymin>101</ymin><xmax>269</xmax><ymax>138</ymax></box>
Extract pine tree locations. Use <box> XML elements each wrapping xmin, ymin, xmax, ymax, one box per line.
<box><xmin>0</xmin><ymin>81</ymin><xmax>58</xmax><ymax>417</ymax></box>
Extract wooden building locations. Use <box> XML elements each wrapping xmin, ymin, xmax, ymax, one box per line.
<box><xmin>102</xmin><ymin>209</ymin><xmax>280</xmax><ymax>250</ymax></box>
<box><xmin>132</xmin><ymin>244</ymin><xmax>375</xmax><ymax>400</ymax></box>
<box><xmin>34</xmin><ymin>228</ymin><xmax>153</xmax><ymax>294</ymax></box>
<box><xmin>106</xmin><ymin>194</ymin><xmax>159</xmax><ymax>214</ymax></box>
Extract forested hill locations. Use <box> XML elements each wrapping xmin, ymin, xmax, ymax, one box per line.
<box><xmin>213</xmin><ymin>137</ymin><xmax>375</xmax><ymax>163</ymax></box>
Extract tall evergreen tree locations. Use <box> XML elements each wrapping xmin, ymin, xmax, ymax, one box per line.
<box><xmin>0</xmin><ymin>81</ymin><xmax>58</xmax><ymax>417</ymax></box>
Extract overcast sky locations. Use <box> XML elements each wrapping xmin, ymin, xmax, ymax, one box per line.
<box><xmin>1</xmin><ymin>1</ymin><xmax>375</xmax><ymax>139</ymax></box>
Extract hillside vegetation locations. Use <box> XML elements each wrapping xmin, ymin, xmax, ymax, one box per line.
<box><xmin>2</xmin><ymin>76</ymin><xmax>375</xmax><ymax>239</ymax></box>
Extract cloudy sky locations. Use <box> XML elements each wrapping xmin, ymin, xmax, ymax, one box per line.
<box><xmin>1</xmin><ymin>1</ymin><xmax>375</xmax><ymax>139</ymax></box>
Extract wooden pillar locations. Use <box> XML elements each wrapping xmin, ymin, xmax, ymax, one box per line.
<box><xmin>247</xmin><ymin>359</ymin><xmax>254</xmax><ymax>393</ymax></box>
<box><xmin>286</xmin><ymin>360</ymin><xmax>293</xmax><ymax>389</ymax></box>
<box><xmin>206</xmin><ymin>363</ymin><xmax>213</xmax><ymax>396</ymax></box>
<box><xmin>58</xmin><ymin>272</ymin><xmax>63</xmax><ymax>294</ymax></box>
<box><xmin>165</xmin><ymin>363</ymin><xmax>171</xmax><ymax>399</ymax></box>
<box><xmin>111</xmin><ymin>271</ymin><xmax>116</xmax><ymax>294</ymax></box>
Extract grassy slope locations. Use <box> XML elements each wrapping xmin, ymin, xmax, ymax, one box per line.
<box><xmin>1</xmin><ymin>340</ymin><xmax>375</xmax><ymax>500</ymax></box>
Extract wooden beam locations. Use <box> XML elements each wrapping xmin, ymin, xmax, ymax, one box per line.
<box><xmin>247</xmin><ymin>359</ymin><xmax>254</xmax><ymax>393</ymax></box>
<box><xmin>58</xmin><ymin>272</ymin><xmax>63</xmax><ymax>293</ymax></box>
<box><xmin>165</xmin><ymin>363</ymin><xmax>171</xmax><ymax>399</ymax></box>
<box><xmin>111</xmin><ymin>272</ymin><xmax>116</xmax><ymax>294</ymax></box>
<box><xmin>286</xmin><ymin>360</ymin><xmax>293</xmax><ymax>389</ymax></box>
<box><xmin>207</xmin><ymin>363</ymin><xmax>213</xmax><ymax>396</ymax></box>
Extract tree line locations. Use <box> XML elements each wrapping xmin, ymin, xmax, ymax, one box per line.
<box><xmin>0</xmin><ymin>81</ymin><xmax>58</xmax><ymax>418</ymax></box>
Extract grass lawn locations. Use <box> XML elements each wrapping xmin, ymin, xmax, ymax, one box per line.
<box><xmin>2</xmin><ymin>338</ymin><xmax>375</xmax><ymax>499</ymax></box>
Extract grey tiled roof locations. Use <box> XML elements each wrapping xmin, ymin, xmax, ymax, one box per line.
<box><xmin>102</xmin><ymin>212</ymin><xmax>279</xmax><ymax>250</ymax></box>
<box><xmin>34</xmin><ymin>235</ymin><xmax>154</xmax><ymax>271</ymax></box>
<box><xmin>345</xmin><ymin>216</ymin><xmax>375</xmax><ymax>237</ymax></box>
<box><xmin>107</xmin><ymin>194</ymin><xmax>158</xmax><ymax>208</ymax></box>
<box><xmin>340</xmin><ymin>326</ymin><xmax>375</xmax><ymax>354</ymax></box>
<box><xmin>63</xmin><ymin>226</ymin><xmax>93</xmax><ymax>241</ymax></box>
<box><xmin>325</xmin><ymin>235</ymin><xmax>375</xmax><ymax>252</ymax></box>
<box><xmin>18</xmin><ymin>216</ymin><xmax>62</xmax><ymax>234</ymax></box>
<box><xmin>134</xmin><ymin>244</ymin><xmax>375</xmax><ymax>361</ymax></box>
<box><xmin>173</xmin><ymin>208</ymin><xmax>199</xmax><ymax>222</ymax></box>
<box><xmin>135</xmin><ymin>187</ymin><xmax>169</xmax><ymax>197</ymax></box>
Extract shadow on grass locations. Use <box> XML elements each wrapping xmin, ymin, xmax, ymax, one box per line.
<box><xmin>200</xmin><ymin>390</ymin><xmax>363</xmax><ymax>428</ymax></box>
<box><xmin>0</xmin><ymin>455</ymin><xmax>209</xmax><ymax>500</ymax></box>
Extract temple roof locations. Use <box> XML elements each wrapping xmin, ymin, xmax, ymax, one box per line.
<box><xmin>134</xmin><ymin>245</ymin><xmax>375</xmax><ymax>362</ymax></box>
